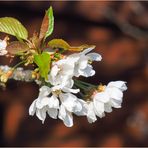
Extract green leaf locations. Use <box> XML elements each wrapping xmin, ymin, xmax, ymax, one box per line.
<box><xmin>48</xmin><ymin>39</ymin><xmax>95</xmax><ymax>52</ymax></box>
<box><xmin>69</xmin><ymin>45</ymin><xmax>96</xmax><ymax>52</ymax></box>
<box><xmin>34</xmin><ymin>52</ymin><xmax>51</xmax><ymax>79</ymax></box>
<box><xmin>48</xmin><ymin>39</ymin><xmax>70</xmax><ymax>50</ymax></box>
<box><xmin>6</xmin><ymin>41</ymin><xmax>29</xmax><ymax>54</ymax></box>
<box><xmin>15</xmin><ymin>34</ymin><xmax>24</xmax><ymax>43</ymax></box>
<box><xmin>0</xmin><ymin>17</ymin><xmax>28</xmax><ymax>40</ymax></box>
<box><xmin>39</xmin><ymin>6</ymin><xmax>54</xmax><ymax>41</ymax></box>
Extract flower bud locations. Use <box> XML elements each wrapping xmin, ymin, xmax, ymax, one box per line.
<box><xmin>0</xmin><ymin>70</ymin><xmax>13</xmax><ymax>83</ymax></box>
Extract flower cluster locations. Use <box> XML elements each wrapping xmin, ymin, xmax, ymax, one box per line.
<box><xmin>0</xmin><ymin>6</ymin><xmax>127</xmax><ymax>127</ymax></box>
<box><xmin>29</xmin><ymin>46</ymin><xmax>127</xmax><ymax>127</ymax></box>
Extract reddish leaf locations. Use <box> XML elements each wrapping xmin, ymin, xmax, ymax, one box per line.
<box><xmin>39</xmin><ymin>6</ymin><xmax>54</xmax><ymax>40</ymax></box>
<box><xmin>6</xmin><ymin>41</ymin><xmax>29</xmax><ymax>54</ymax></box>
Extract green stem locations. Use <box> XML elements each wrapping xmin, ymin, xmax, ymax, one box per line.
<box><xmin>75</xmin><ymin>79</ymin><xmax>96</xmax><ymax>87</ymax></box>
<box><xmin>74</xmin><ymin>80</ymin><xmax>88</xmax><ymax>90</ymax></box>
<box><xmin>12</xmin><ymin>60</ymin><xmax>26</xmax><ymax>69</ymax></box>
<box><xmin>74</xmin><ymin>80</ymin><xmax>96</xmax><ymax>93</ymax></box>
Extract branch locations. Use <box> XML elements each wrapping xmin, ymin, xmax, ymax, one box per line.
<box><xmin>0</xmin><ymin>65</ymin><xmax>38</xmax><ymax>82</ymax></box>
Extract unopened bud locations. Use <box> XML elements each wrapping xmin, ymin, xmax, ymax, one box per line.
<box><xmin>31</xmin><ymin>71</ymin><xmax>39</xmax><ymax>79</ymax></box>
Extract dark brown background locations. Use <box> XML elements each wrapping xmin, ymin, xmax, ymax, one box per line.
<box><xmin>0</xmin><ymin>1</ymin><xmax>148</xmax><ymax>147</ymax></box>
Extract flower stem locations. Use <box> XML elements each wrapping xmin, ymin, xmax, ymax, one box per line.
<box><xmin>75</xmin><ymin>79</ymin><xmax>96</xmax><ymax>87</ymax></box>
<box><xmin>74</xmin><ymin>80</ymin><xmax>88</xmax><ymax>90</ymax></box>
<box><xmin>74</xmin><ymin>80</ymin><xmax>96</xmax><ymax>93</ymax></box>
<box><xmin>12</xmin><ymin>60</ymin><xmax>26</xmax><ymax>69</ymax></box>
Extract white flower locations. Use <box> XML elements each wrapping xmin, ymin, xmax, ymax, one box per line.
<box><xmin>47</xmin><ymin>46</ymin><xmax>102</xmax><ymax>89</ymax></box>
<box><xmin>29</xmin><ymin>83</ymin><xmax>86</xmax><ymax>127</ymax></box>
<box><xmin>29</xmin><ymin>86</ymin><xmax>59</xmax><ymax>123</ymax></box>
<box><xmin>0</xmin><ymin>39</ymin><xmax>7</xmax><ymax>56</ymax></box>
<box><xmin>47</xmin><ymin>56</ymin><xmax>80</xmax><ymax>93</ymax></box>
<box><xmin>68</xmin><ymin>46</ymin><xmax>102</xmax><ymax>77</ymax></box>
<box><xmin>74</xmin><ymin>99</ymin><xmax>88</xmax><ymax>116</ymax></box>
<box><xmin>86</xmin><ymin>100</ymin><xmax>106</xmax><ymax>124</ymax></box>
<box><xmin>104</xmin><ymin>81</ymin><xmax>127</xmax><ymax>111</ymax></box>
<box><xmin>85</xmin><ymin>81</ymin><xmax>127</xmax><ymax>123</ymax></box>
<box><xmin>47</xmin><ymin>57</ymin><xmax>76</xmax><ymax>86</ymax></box>
<box><xmin>52</xmin><ymin>78</ymin><xmax>79</xmax><ymax>94</ymax></box>
<box><xmin>58</xmin><ymin>93</ymin><xmax>83</xmax><ymax>127</ymax></box>
<box><xmin>86</xmin><ymin>102</ymin><xmax>97</xmax><ymax>123</ymax></box>
<box><xmin>53</xmin><ymin>83</ymin><xmax>84</xmax><ymax>127</ymax></box>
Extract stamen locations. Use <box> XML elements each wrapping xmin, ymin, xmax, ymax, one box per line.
<box><xmin>53</xmin><ymin>90</ymin><xmax>61</xmax><ymax>96</ymax></box>
<box><xmin>97</xmin><ymin>84</ymin><xmax>106</xmax><ymax>92</ymax></box>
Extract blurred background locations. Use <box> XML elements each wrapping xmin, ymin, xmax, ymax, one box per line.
<box><xmin>0</xmin><ymin>1</ymin><xmax>148</xmax><ymax>147</ymax></box>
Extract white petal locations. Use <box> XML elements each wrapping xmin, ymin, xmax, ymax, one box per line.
<box><xmin>110</xmin><ymin>99</ymin><xmax>122</xmax><ymax>108</ymax></box>
<box><xmin>94</xmin><ymin>91</ymin><xmax>110</xmax><ymax>103</ymax></box>
<box><xmin>81</xmin><ymin>46</ymin><xmax>95</xmax><ymax>55</ymax></box>
<box><xmin>58</xmin><ymin>104</ymin><xmax>66</xmax><ymax>119</ymax></box>
<box><xmin>87</xmin><ymin>53</ymin><xmax>102</xmax><ymax>61</ymax></box>
<box><xmin>73</xmin><ymin>68</ymin><xmax>80</xmax><ymax>77</ymax></box>
<box><xmin>51</xmin><ymin>76</ymin><xmax>73</xmax><ymax>90</ymax></box>
<box><xmin>73</xmin><ymin>100</ymin><xmax>82</xmax><ymax>112</ymax></box>
<box><xmin>59</xmin><ymin>105</ymin><xmax>73</xmax><ymax>127</ymax></box>
<box><xmin>78</xmin><ymin>65</ymin><xmax>95</xmax><ymax>77</ymax></box>
<box><xmin>29</xmin><ymin>100</ymin><xmax>36</xmax><ymax>115</ymax></box>
<box><xmin>39</xmin><ymin>85</ymin><xmax>50</xmax><ymax>92</ymax></box>
<box><xmin>47</xmin><ymin>64</ymin><xmax>60</xmax><ymax>83</ymax></box>
<box><xmin>63</xmin><ymin>113</ymin><xmax>73</xmax><ymax>127</ymax></box>
<box><xmin>78</xmin><ymin>57</ymin><xmax>88</xmax><ymax>69</ymax></box>
<box><xmin>56</xmin><ymin>58</ymin><xmax>75</xmax><ymax>76</ymax></box>
<box><xmin>47</xmin><ymin>108</ymin><xmax>58</xmax><ymax>119</ymax></box>
<box><xmin>36</xmin><ymin>107</ymin><xmax>46</xmax><ymax>123</ymax></box>
<box><xmin>107</xmin><ymin>81</ymin><xmax>127</xmax><ymax>91</ymax></box>
<box><xmin>62</xmin><ymin>87</ymin><xmax>80</xmax><ymax>94</ymax></box>
<box><xmin>65</xmin><ymin>79</ymin><xmax>74</xmax><ymax>88</ymax></box>
<box><xmin>107</xmin><ymin>87</ymin><xmax>123</xmax><ymax>101</ymax></box>
<box><xmin>74</xmin><ymin>99</ymin><xmax>87</xmax><ymax>116</ymax></box>
<box><xmin>104</xmin><ymin>103</ymin><xmax>112</xmax><ymax>113</ymax></box>
<box><xmin>47</xmin><ymin>62</ymin><xmax>73</xmax><ymax>85</ymax></box>
<box><xmin>67</xmin><ymin>54</ymin><xmax>80</xmax><ymax>63</ymax></box>
<box><xmin>87</xmin><ymin>102</ymin><xmax>97</xmax><ymax>123</ymax></box>
<box><xmin>39</xmin><ymin>86</ymin><xmax>51</xmax><ymax>97</ymax></box>
<box><xmin>60</xmin><ymin>76</ymin><xmax>73</xmax><ymax>88</ymax></box>
<box><xmin>50</xmin><ymin>64</ymin><xmax>60</xmax><ymax>77</ymax></box>
<box><xmin>36</xmin><ymin>97</ymin><xmax>49</xmax><ymax>109</ymax></box>
<box><xmin>63</xmin><ymin>112</ymin><xmax>73</xmax><ymax>127</ymax></box>
<box><xmin>61</xmin><ymin>64</ymin><xmax>74</xmax><ymax>76</ymax></box>
<box><xmin>46</xmin><ymin>65</ymin><xmax>59</xmax><ymax>84</ymax></box>
<box><xmin>59</xmin><ymin>93</ymin><xmax>77</xmax><ymax>112</ymax></box>
<box><xmin>93</xmin><ymin>99</ymin><xmax>105</xmax><ymax>118</ymax></box>
<box><xmin>48</xmin><ymin>95</ymin><xmax>59</xmax><ymax>109</ymax></box>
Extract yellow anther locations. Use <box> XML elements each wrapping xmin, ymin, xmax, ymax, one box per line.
<box><xmin>97</xmin><ymin>84</ymin><xmax>106</xmax><ymax>92</ymax></box>
<box><xmin>53</xmin><ymin>90</ymin><xmax>61</xmax><ymax>95</ymax></box>
<box><xmin>88</xmin><ymin>60</ymin><xmax>92</xmax><ymax>64</ymax></box>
